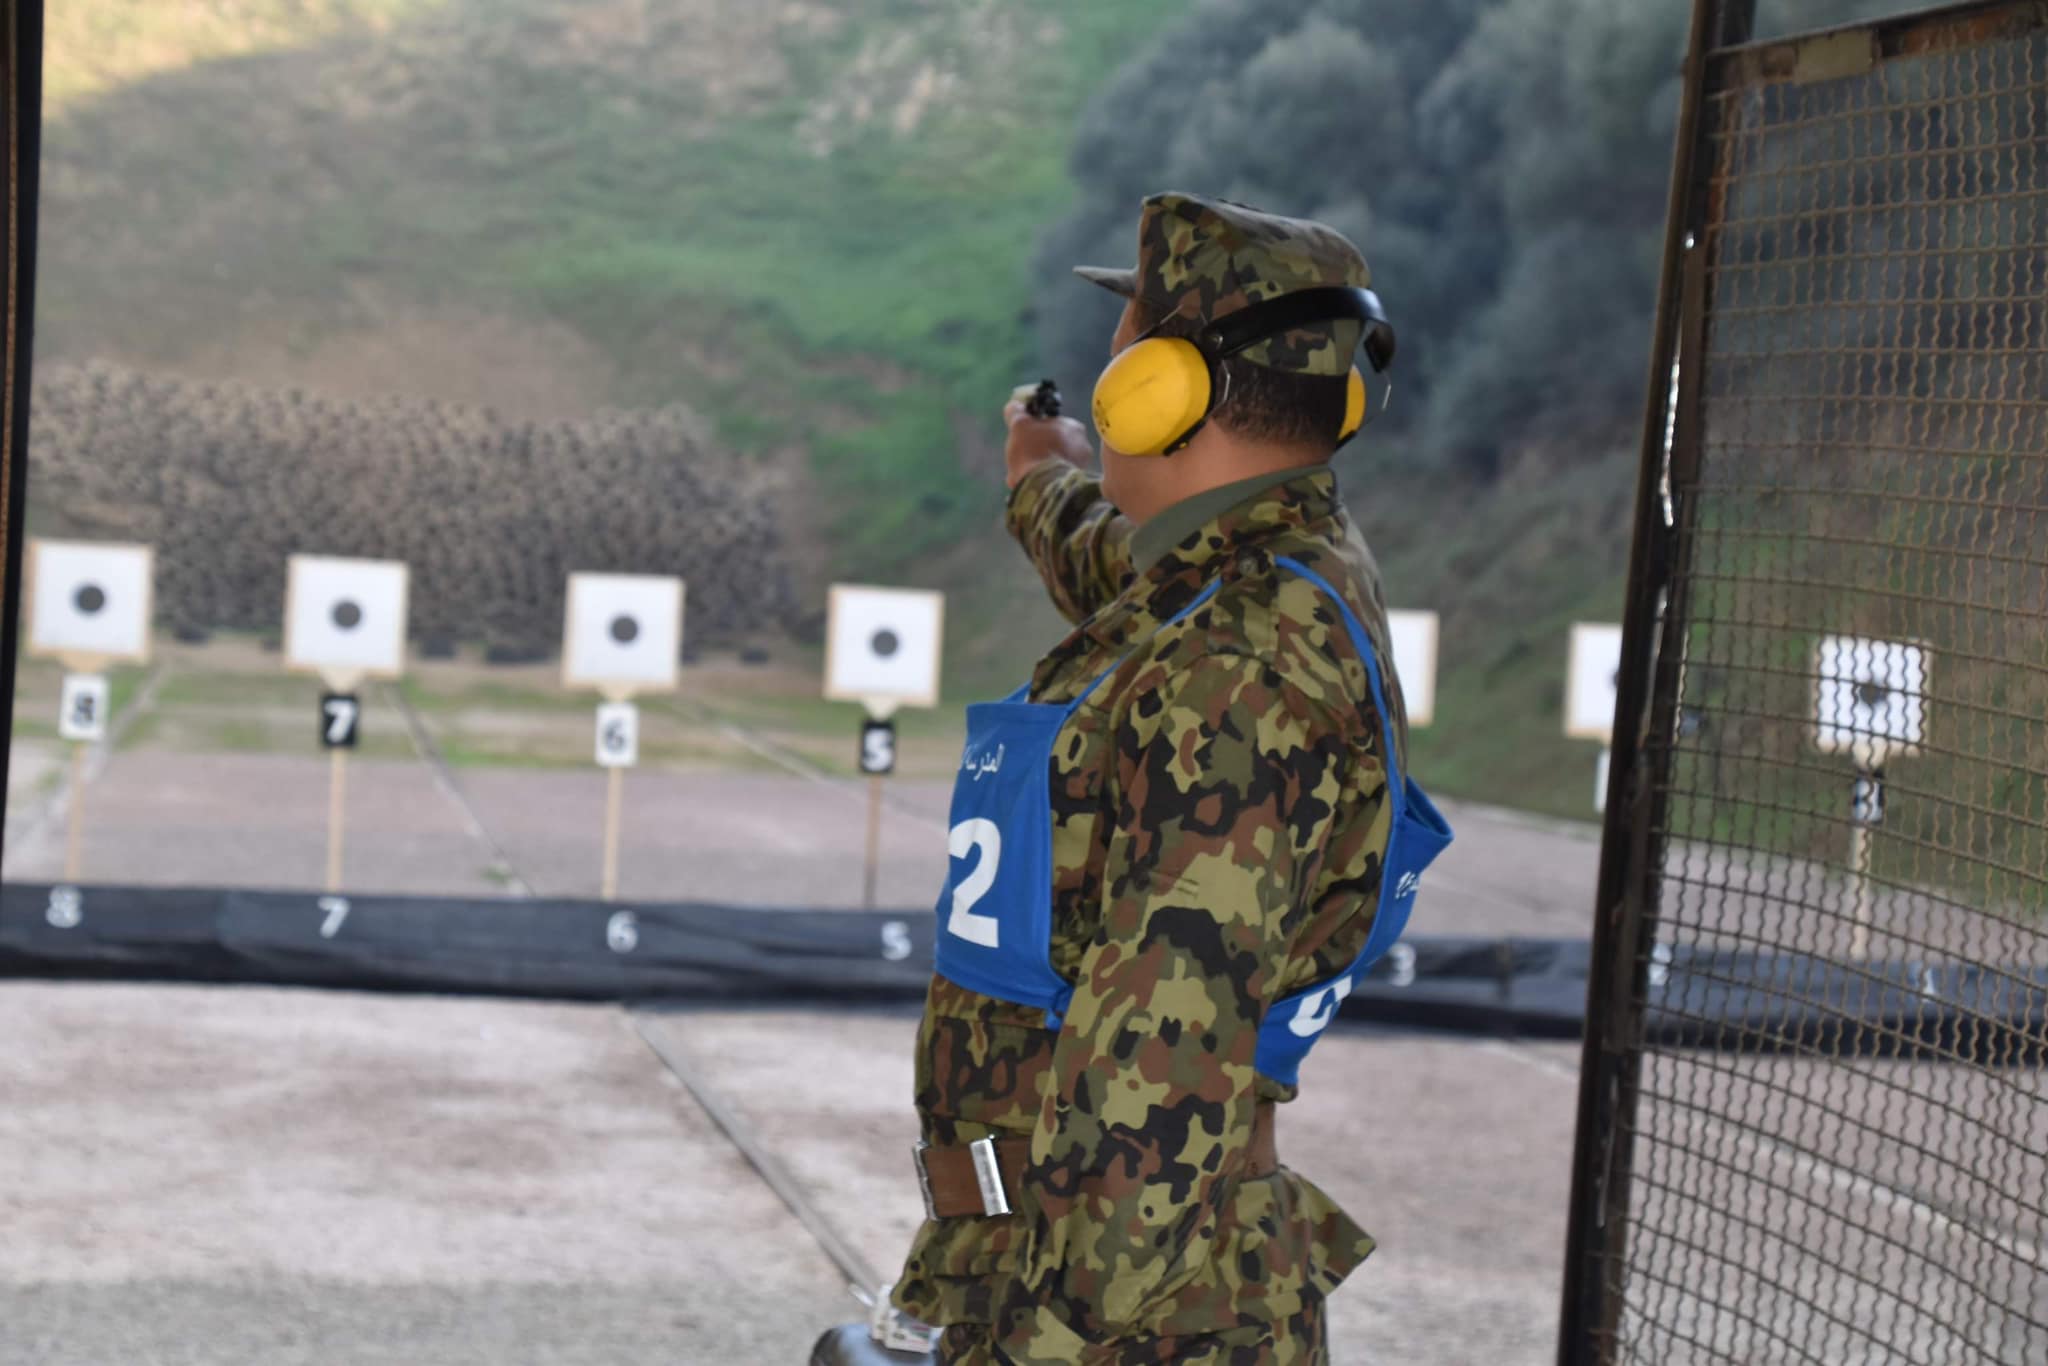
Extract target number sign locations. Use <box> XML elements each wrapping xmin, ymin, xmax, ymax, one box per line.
<box><xmin>59</xmin><ymin>674</ymin><xmax>110</xmax><ymax>742</ymax></box>
<box><xmin>825</xmin><ymin>585</ymin><xmax>944</xmax><ymax>710</ymax></box>
<box><xmin>28</xmin><ymin>540</ymin><xmax>154</xmax><ymax>665</ymax></box>
<box><xmin>859</xmin><ymin>719</ymin><xmax>897</xmax><ymax>776</ymax></box>
<box><xmin>563</xmin><ymin>573</ymin><xmax>684</xmax><ymax>695</ymax></box>
<box><xmin>1814</xmin><ymin>636</ymin><xmax>1927</xmax><ymax>768</ymax></box>
<box><xmin>1565</xmin><ymin>623</ymin><xmax>1626</xmax><ymax>742</ymax></box>
<box><xmin>320</xmin><ymin>693</ymin><xmax>360</xmax><ymax>749</ymax></box>
<box><xmin>1386</xmin><ymin>610</ymin><xmax>1440</xmax><ymax>729</ymax></box>
<box><xmin>595</xmin><ymin>701</ymin><xmax>641</xmax><ymax>768</ymax></box>
<box><xmin>285</xmin><ymin>556</ymin><xmax>410</xmax><ymax>682</ymax></box>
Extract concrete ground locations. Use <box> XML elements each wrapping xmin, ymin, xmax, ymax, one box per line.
<box><xmin>1</xmin><ymin>743</ymin><xmax>1601</xmax><ymax>939</ymax></box>
<box><xmin>0</xmin><ymin>983</ymin><xmax>855</xmax><ymax>1365</ymax></box>
<box><xmin>0</xmin><ymin>982</ymin><xmax>1585</xmax><ymax>1365</ymax></box>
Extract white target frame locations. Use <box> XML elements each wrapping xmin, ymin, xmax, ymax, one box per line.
<box><xmin>824</xmin><ymin>585</ymin><xmax>945</xmax><ymax>715</ymax></box>
<box><xmin>27</xmin><ymin>539</ymin><xmax>154</xmax><ymax>668</ymax></box>
<box><xmin>562</xmin><ymin>573</ymin><xmax>686</xmax><ymax>700</ymax></box>
<box><xmin>284</xmin><ymin>555</ymin><xmax>410</xmax><ymax>689</ymax></box>
<box><xmin>1566</xmin><ymin>622</ymin><xmax>1625</xmax><ymax>742</ymax></box>
<box><xmin>1386</xmin><ymin>610</ymin><xmax>1439</xmax><ymax>729</ymax></box>
<box><xmin>1813</xmin><ymin>635</ymin><xmax>1928</xmax><ymax>770</ymax></box>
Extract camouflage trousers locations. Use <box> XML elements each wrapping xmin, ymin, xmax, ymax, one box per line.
<box><xmin>934</xmin><ymin>1295</ymin><xmax>1328</xmax><ymax>1365</ymax></box>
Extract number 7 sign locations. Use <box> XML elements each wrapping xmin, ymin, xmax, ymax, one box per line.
<box><xmin>320</xmin><ymin>693</ymin><xmax>361</xmax><ymax>749</ymax></box>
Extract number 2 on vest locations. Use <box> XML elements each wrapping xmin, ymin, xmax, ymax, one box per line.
<box><xmin>945</xmin><ymin>819</ymin><xmax>1002</xmax><ymax>948</ymax></box>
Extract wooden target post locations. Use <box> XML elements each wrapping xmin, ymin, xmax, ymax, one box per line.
<box><xmin>564</xmin><ymin>573</ymin><xmax>684</xmax><ymax>902</ymax></box>
<box><xmin>25</xmin><ymin>540</ymin><xmax>155</xmax><ymax>884</ymax></box>
<box><xmin>825</xmin><ymin>585</ymin><xmax>944</xmax><ymax>909</ymax></box>
<box><xmin>1813</xmin><ymin>636</ymin><xmax>1928</xmax><ymax>961</ymax></box>
<box><xmin>284</xmin><ymin>555</ymin><xmax>409</xmax><ymax>894</ymax></box>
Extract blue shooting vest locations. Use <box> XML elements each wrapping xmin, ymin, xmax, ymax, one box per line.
<box><xmin>933</xmin><ymin>559</ymin><xmax>1453</xmax><ymax>1086</ymax></box>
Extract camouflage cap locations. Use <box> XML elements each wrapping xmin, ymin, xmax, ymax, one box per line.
<box><xmin>1076</xmin><ymin>191</ymin><xmax>1372</xmax><ymax>377</ymax></box>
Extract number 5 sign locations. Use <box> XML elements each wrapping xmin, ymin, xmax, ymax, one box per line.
<box><xmin>859</xmin><ymin>719</ymin><xmax>896</xmax><ymax>776</ymax></box>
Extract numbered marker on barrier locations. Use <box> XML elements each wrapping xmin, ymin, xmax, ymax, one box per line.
<box><xmin>28</xmin><ymin>540</ymin><xmax>153</xmax><ymax>666</ymax></box>
<box><xmin>320</xmin><ymin>693</ymin><xmax>360</xmax><ymax>749</ymax></box>
<box><xmin>859</xmin><ymin>718</ymin><xmax>897</xmax><ymax>776</ymax></box>
<box><xmin>317</xmin><ymin>895</ymin><xmax>350</xmax><ymax>939</ymax></box>
<box><xmin>58</xmin><ymin>674</ymin><xmax>110</xmax><ymax>742</ymax></box>
<box><xmin>606</xmin><ymin>910</ymin><xmax>639</xmax><ymax>954</ymax></box>
<box><xmin>563</xmin><ymin>573</ymin><xmax>685</xmax><ymax>696</ymax></box>
<box><xmin>1386</xmin><ymin>611</ymin><xmax>1439</xmax><ymax>729</ymax></box>
<box><xmin>596</xmin><ymin>701</ymin><xmax>640</xmax><ymax>768</ymax></box>
<box><xmin>45</xmin><ymin>885</ymin><xmax>82</xmax><ymax>929</ymax></box>
<box><xmin>880</xmin><ymin>919</ymin><xmax>913</xmax><ymax>962</ymax></box>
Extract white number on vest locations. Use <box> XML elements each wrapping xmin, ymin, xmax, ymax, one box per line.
<box><xmin>945</xmin><ymin>819</ymin><xmax>1002</xmax><ymax>948</ymax></box>
<box><xmin>1287</xmin><ymin>977</ymin><xmax>1355</xmax><ymax>1038</ymax></box>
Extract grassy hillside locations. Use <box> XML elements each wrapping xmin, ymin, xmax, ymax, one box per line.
<box><xmin>35</xmin><ymin>0</ymin><xmax>1632</xmax><ymax>820</ymax></box>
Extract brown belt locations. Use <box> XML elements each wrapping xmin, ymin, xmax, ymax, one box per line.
<box><xmin>914</xmin><ymin>1101</ymin><xmax>1278</xmax><ymax>1220</ymax></box>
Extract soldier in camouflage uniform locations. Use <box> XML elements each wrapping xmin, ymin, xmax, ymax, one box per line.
<box><xmin>886</xmin><ymin>192</ymin><xmax>1445</xmax><ymax>1365</ymax></box>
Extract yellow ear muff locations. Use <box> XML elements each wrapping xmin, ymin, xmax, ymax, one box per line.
<box><xmin>1339</xmin><ymin>365</ymin><xmax>1368</xmax><ymax>444</ymax></box>
<box><xmin>1091</xmin><ymin>337</ymin><xmax>1215</xmax><ymax>457</ymax></box>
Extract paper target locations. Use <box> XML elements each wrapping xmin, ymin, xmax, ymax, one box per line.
<box><xmin>285</xmin><ymin>556</ymin><xmax>409</xmax><ymax>682</ymax></box>
<box><xmin>1566</xmin><ymin>623</ymin><xmax>1625</xmax><ymax>741</ymax></box>
<box><xmin>1813</xmin><ymin>636</ymin><xmax>1927</xmax><ymax>767</ymax></box>
<box><xmin>1386</xmin><ymin>610</ymin><xmax>1439</xmax><ymax>729</ymax></box>
<box><xmin>28</xmin><ymin>540</ymin><xmax>153</xmax><ymax>664</ymax></box>
<box><xmin>563</xmin><ymin>573</ymin><xmax>685</xmax><ymax>695</ymax></box>
<box><xmin>824</xmin><ymin>585</ymin><xmax>944</xmax><ymax>710</ymax></box>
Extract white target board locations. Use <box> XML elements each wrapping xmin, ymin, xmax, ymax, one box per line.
<box><xmin>1814</xmin><ymin>636</ymin><xmax>1927</xmax><ymax>767</ymax></box>
<box><xmin>563</xmin><ymin>573</ymin><xmax>685</xmax><ymax>695</ymax></box>
<box><xmin>1566</xmin><ymin>623</ymin><xmax>1625</xmax><ymax>742</ymax></box>
<box><xmin>285</xmin><ymin>555</ymin><xmax>409</xmax><ymax>682</ymax></box>
<box><xmin>1386</xmin><ymin>610</ymin><xmax>1439</xmax><ymax>729</ymax></box>
<box><xmin>825</xmin><ymin>585</ymin><xmax>944</xmax><ymax>710</ymax></box>
<box><xmin>27</xmin><ymin>540</ymin><xmax>153</xmax><ymax>664</ymax></box>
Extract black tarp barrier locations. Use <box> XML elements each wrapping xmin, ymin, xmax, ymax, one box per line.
<box><xmin>2</xmin><ymin>881</ymin><xmax>2040</xmax><ymax>1051</ymax></box>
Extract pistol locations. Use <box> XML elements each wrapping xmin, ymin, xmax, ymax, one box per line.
<box><xmin>1023</xmin><ymin>378</ymin><xmax>1062</xmax><ymax>420</ymax></box>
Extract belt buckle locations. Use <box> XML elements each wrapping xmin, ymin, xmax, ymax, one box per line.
<box><xmin>969</xmin><ymin>1136</ymin><xmax>1011</xmax><ymax>1217</ymax></box>
<box><xmin>913</xmin><ymin>1141</ymin><xmax>938</xmax><ymax>1221</ymax></box>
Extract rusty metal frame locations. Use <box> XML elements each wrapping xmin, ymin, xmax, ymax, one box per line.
<box><xmin>1555</xmin><ymin>2</ymin><xmax>1755</xmax><ymax>1362</ymax></box>
<box><xmin>0</xmin><ymin>0</ymin><xmax>43</xmax><ymax>853</ymax></box>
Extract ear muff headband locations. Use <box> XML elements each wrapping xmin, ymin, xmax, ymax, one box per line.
<box><xmin>1093</xmin><ymin>286</ymin><xmax>1396</xmax><ymax>458</ymax></box>
<box><xmin>1204</xmin><ymin>286</ymin><xmax>1396</xmax><ymax>374</ymax></box>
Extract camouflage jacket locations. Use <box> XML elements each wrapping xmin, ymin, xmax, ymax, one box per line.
<box><xmin>891</xmin><ymin>461</ymin><xmax>1406</xmax><ymax>1364</ymax></box>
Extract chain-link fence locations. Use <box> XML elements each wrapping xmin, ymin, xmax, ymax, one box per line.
<box><xmin>1564</xmin><ymin>4</ymin><xmax>2048</xmax><ymax>1362</ymax></box>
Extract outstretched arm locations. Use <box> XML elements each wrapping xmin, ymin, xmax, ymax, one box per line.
<box><xmin>1001</xmin><ymin>394</ymin><xmax>1134</xmax><ymax>624</ymax></box>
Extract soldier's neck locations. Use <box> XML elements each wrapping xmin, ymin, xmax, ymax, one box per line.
<box><xmin>1107</xmin><ymin>430</ymin><xmax>1327</xmax><ymax>525</ymax></box>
